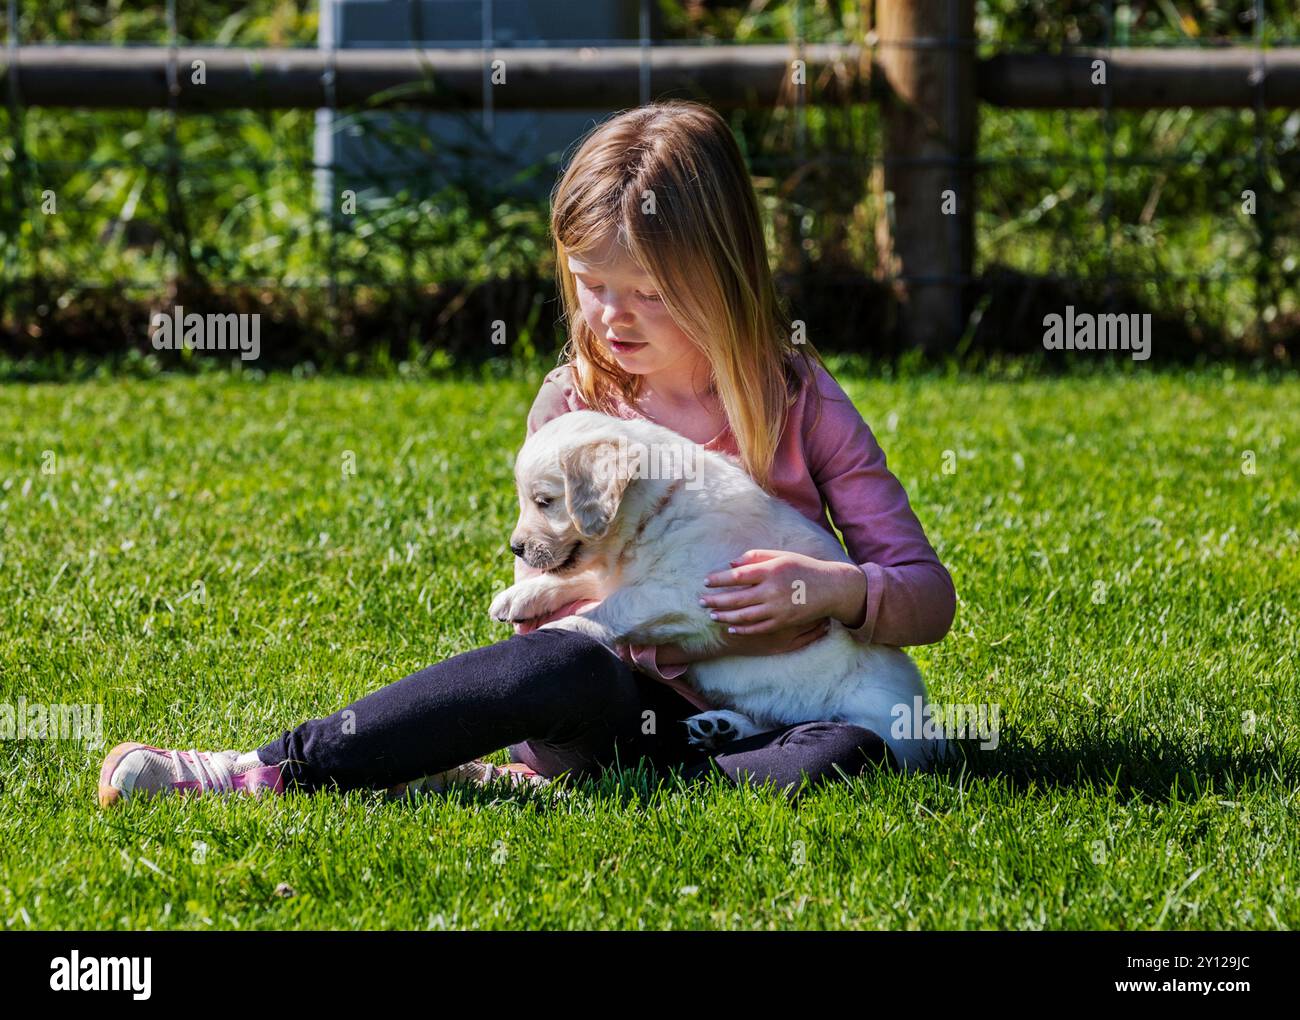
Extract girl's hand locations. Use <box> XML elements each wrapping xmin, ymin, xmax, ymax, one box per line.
<box><xmin>699</xmin><ymin>549</ymin><xmax>868</xmax><ymax>635</ymax></box>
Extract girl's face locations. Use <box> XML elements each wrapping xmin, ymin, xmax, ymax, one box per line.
<box><xmin>568</xmin><ymin>232</ymin><xmax>706</xmax><ymax>389</ymax></box>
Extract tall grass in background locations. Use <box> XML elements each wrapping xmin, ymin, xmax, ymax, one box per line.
<box><xmin>2</xmin><ymin>1</ymin><xmax>1297</xmax><ymax>366</ymax></box>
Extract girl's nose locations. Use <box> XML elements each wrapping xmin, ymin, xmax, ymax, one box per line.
<box><xmin>599</xmin><ymin>287</ymin><xmax>637</xmax><ymax>322</ymax></box>
<box><xmin>602</xmin><ymin>301</ymin><xmax>633</xmax><ymax>326</ymax></box>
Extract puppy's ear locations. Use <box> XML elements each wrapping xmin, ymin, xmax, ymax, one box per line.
<box><xmin>561</xmin><ymin>440</ymin><xmax>631</xmax><ymax>538</ymax></box>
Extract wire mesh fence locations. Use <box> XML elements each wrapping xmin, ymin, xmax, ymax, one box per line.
<box><xmin>1</xmin><ymin>0</ymin><xmax>1297</xmax><ymax>372</ymax></box>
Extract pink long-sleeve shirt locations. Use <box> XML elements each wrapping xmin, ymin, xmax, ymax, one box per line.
<box><xmin>511</xmin><ymin>356</ymin><xmax>956</xmax><ymax>712</ymax></box>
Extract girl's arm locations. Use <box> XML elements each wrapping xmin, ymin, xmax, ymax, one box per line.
<box><xmin>805</xmin><ymin>368</ymin><xmax>956</xmax><ymax>647</ymax></box>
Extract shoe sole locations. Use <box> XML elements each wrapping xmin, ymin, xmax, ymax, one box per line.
<box><xmin>98</xmin><ymin>740</ymin><xmax>148</xmax><ymax>808</ymax></box>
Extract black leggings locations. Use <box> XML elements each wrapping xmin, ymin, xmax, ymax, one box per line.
<box><xmin>256</xmin><ymin>628</ymin><xmax>896</xmax><ymax>797</ymax></box>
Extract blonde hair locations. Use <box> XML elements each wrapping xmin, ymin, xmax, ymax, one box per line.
<box><xmin>549</xmin><ymin>99</ymin><xmax>826</xmax><ymax>493</ymax></box>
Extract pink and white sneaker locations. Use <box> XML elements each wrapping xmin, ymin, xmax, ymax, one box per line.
<box><xmin>98</xmin><ymin>741</ymin><xmax>286</xmax><ymax>807</ymax></box>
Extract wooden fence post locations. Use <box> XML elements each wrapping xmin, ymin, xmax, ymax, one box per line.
<box><xmin>874</xmin><ymin>0</ymin><xmax>975</xmax><ymax>353</ymax></box>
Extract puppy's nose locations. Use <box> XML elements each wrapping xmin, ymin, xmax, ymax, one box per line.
<box><xmin>509</xmin><ymin>541</ymin><xmax>525</xmax><ymax>558</ymax></box>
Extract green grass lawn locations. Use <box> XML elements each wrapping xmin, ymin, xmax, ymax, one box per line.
<box><xmin>1</xmin><ymin>363</ymin><xmax>1297</xmax><ymax>930</ymax></box>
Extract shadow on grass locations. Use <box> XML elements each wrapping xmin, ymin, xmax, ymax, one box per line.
<box><xmin>368</xmin><ymin>739</ymin><xmax>1298</xmax><ymax>817</ymax></box>
<box><xmin>388</xmin><ymin>753</ymin><xmax>907</xmax><ymax>812</ymax></box>
<box><xmin>377</xmin><ymin>709</ymin><xmax>1299</xmax><ymax>813</ymax></box>
<box><xmin>931</xmin><ymin>719</ymin><xmax>1298</xmax><ymax>803</ymax></box>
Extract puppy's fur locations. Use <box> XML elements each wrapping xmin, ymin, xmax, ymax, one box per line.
<box><xmin>491</xmin><ymin>410</ymin><xmax>947</xmax><ymax>772</ymax></box>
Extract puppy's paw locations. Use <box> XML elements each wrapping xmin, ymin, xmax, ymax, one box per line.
<box><xmin>490</xmin><ymin>586</ymin><xmax>531</xmax><ymax>624</ymax></box>
<box><xmin>684</xmin><ymin>710</ymin><xmax>762</xmax><ymax>750</ymax></box>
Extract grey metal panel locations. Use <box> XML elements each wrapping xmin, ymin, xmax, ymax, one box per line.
<box><xmin>316</xmin><ymin>0</ymin><xmax>648</xmax><ymax>210</ymax></box>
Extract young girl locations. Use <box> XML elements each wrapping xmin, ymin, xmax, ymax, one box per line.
<box><xmin>98</xmin><ymin>100</ymin><xmax>956</xmax><ymax>807</ymax></box>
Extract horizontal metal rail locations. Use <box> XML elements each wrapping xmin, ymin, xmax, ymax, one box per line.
<box><xmin>1</xmin><ymin>44</ymin><xmax>1298</xmax><ymax>110</ymax></box>
<box><xmin>0</xmin><ymin>44</ymin><xmax>868</xmax><ymax>110</ymax></box>
<box><xmin>979</xmin><ymin>48</ymin><xmax>1296</xmax><ymax>108</ymax></box>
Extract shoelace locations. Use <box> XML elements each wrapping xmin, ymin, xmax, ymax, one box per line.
<box><xmin>171</xmin><ymin>748</ymin><xmax>235</xmax><ymax>793</ymax></box>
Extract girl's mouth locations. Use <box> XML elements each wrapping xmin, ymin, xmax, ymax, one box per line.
<box><xmin>609</xmin><ymin>336</ymin><xmax>647</xmax><ymax>355</ymax></box>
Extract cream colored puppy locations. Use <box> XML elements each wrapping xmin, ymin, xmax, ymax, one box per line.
<box><xmin>490</xmin><ymin>410</ymin><xmax>946</xmax><ymax>772</ymax></box>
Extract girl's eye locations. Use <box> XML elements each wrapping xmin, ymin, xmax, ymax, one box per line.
<box><xmin>579</xmin><ymin>279</ymin><xmax>660</xmax><ymax>302</ymax></box>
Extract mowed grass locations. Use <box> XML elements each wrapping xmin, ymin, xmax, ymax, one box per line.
<box><xmin>1</xmin><ymin>363</ymin><xmax>1297</xmax><ymax>930</ymax></box>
